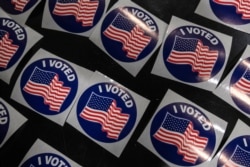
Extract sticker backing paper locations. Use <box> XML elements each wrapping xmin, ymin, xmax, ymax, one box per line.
<box><xmin>138</xmin><ymin>89</ymin><xmax>227</xmax><ymax>167</ymax></box>
<box><xmin>66</xmin><ymin>71</ymin><xmax>150</xmax><ymax>157</ymax></box>
<box><xmin>89</xmin><ymin>0</ymin><xmax>168</xmax><ymax>76</ymax></box>
<box><xmin>213</xmin><ymin>45</ymin><xmax>250</xmax><ymax>118</ymax></box>
<box><xmin>42</xmin><ymin>0</ymin><xmax>110</xmax><ymax>37</ymax></box>
<box><xmin>210</xmin><ymin>119</ymin><xmax>250</xmax><ymax>166</ymax></box>
<box><xmin>151</xmin><ymin>16</ymin><xmax>232</xmax><ymax>91</ymax></box>
<box><xmin>195</xmin><ymin>0</ymin><xmax>250</xmax><ymax>34</ymax></box>
<box><xmin>0</xmin><ymin>97</ymin><xmax>28</xmax><ymax>148</ymax></box>
<box><xmin>11</xmin><ymin>48</ymin><xmax>93</xmax><ymax>126</ymax></box>
<box><xmin>0</xmin><ymin>9</ymin><xmax>43</xmax><ymax>84</ymax></box>
<box><xmin>18</xmin><ymin>138</ymin><xmax>82</xmax><ymax>167</ymax></box>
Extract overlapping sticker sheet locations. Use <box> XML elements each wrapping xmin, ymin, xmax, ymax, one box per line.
<box><xmin>0</xmin><ymin>9</ymin><xmax>43</xmax><ymax>84</ymax></box>
<box><xmin>42</xmin><ymin>0</ymin><xmax>110</xmax><ymax>37</ymax></box>
<box><xmin>66</xmin><ymin>71</ymin><xmax>150</xmax><ymax>157</ymax></box>
<box><xmin>151</xmin><ymin>16</ymin><xmax>232</xmax><ymax>91</ymax></box>
<box><xmin>195</xmin><ymin>0</ymin><xmax>250</xmax><ymax>34</ymax></box>
<box><xmin>11</xmin><ymin>48</ymin><xmax>94</xmax><ymax>126</ymax></box>
<box><xmin>89</xmin><ymin>0</ymin><xmax>168</xmax><ymax>76</ymax></box>
<box><xmin>0</xmin><ymin>97</ymin><xmax>27</xmax><ymax>148</ymax></box>
<box><xmin>138</xmin><ymin>89</ymin><xmax>227</xmax><ymax>167</ymax></box>
<box><xmin>18</xmin><ymin>139</ymin><xmax>82</xmax><ymax>167</ymax></box>
<box><xmin>213</xmin><ymin>45</ymin><xmax>250</xmax><ymax>118</ymax></box>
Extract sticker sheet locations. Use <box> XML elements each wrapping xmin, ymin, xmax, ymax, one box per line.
<box><xmin>66</xmin><ymin>71</ymin><xmax>150</xmax><ymax>157</ymax></box>
<box><xmin>138</xmin><ymin>89</ymin><xmax>227</xmax><ymax>167</ymax></box>
<box><xmin>18</xmin><ymin>138</ymin><xmax>82</xmax><ymax>167</ymax></box>
<box><xmin>0</xmin><ymin>97</ymin><xmax>28</xmax><ymax>148</ymax></box>
<box><xmin>210</xmin><ymin>119</ymin><xmax>250</xmax><ymax>166</ymax></box>
<box><xmin>0</xmin><ymin>0</ymin><xmax>41</xmax><ymax>26</ymax></box>
<box><xmin>151</xmin><ymin>16</ymin><xmax>232</xmax><ymax>91</ymax></box>
<box><xmin>89</xmin><ymin>0</ymin><xmax>168</xmax><ymax>77</ymax></box>
<box><xmin>195</xmin><ymin>0</ymin><xmax>250</xmax><ymax>34</ymax></box>
<box><xmin>213</xmin><ymin>45</ymin><xmax>250</xmax><ymax>118</ymax></box>
<box><xmin>11</xmin><ymin>48</ymin><xmax>93</xmax><ymax>126</ymax></box>
<box><xmin>0</xmin><ymin>9</ymin><xmax>43</xmax><ymax>84</ymax></box>
<box><xmin>42</xmin><ymin>0</ymin><xmax>110</xmax><ymax>37</ymax></box>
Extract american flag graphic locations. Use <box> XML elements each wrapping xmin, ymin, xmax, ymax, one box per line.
<box><xmin>167</xmin><ymin>36</ymin><xmax>219</xmax><ymax>78</ymax></box>
<box><xmin>23</xmin><ymin>67</ymin><xmax>71</xmax><ymax>112</ymax></box>
<box><xmin>79</xmin><ymin>92</ymin><xmax>130</xmax><ymax>139</ymax></box>
<box><xmin>153</xmin><ymin>112</ymin><xmax>208</xmax><ymax>164</ymax></box>
<box><xmin>213</xmin><ymin>0</ymin><xmax>250</xmax><ymax>20</ymax></box>
<box><xmin>232</xmin><ymin>68</ymin><xmax>250</xmax><ymax>95</ymax></box>
<box><xmin>103</xmin><ymin>13</ymin><xmax>151</xmax><ymax>60</ymax></box>
<box><xmin>11</xmin><ymin>0</ymin><xmax>30</xmax><ymax>12</ymax></box>
<box><xmin>53</xmin><ymin>0</ymin><xmax>99</xmax><ymax>27</ymax></box>
<box><xmin>223</xmin><ymin>145</ymin><xmax>250</xmax><ymax>167</ymax></box>
<box><xmin>0</xmin><ymin>30</ymin><xmax>19</xmax><ymax>69</ymax></box>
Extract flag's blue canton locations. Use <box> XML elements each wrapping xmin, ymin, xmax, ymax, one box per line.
<box><xmin>111</xmin><ymin>14</ymin><xmax>135</xmax><ymax>32</ymax></box>
<box><xmin>30</xmin><ymin>68</ymin><xmax>56</xmax><ymax>85</ymax></box>
<box><xmin>243</xmin><ymin>68</ymin><xmax>250</xmax><ymax>81</ymax></box>
<box><xmin>87</xmin><ymin>93</ymin><xmax>113</xmax><ymax>111</ymax></box>
<box><xmin>0</xmin><ymin>30</ymin><xmax>7</xmax><ymax>39</ymax></box>
<box><xmin>231</xmin><ymin>146</ymin><xmax>250</xmax><ymax>166</ymax></box>
<box><xmin>162</xmin><ymin>114</ymin><xmax>190</xmax><ymax>133</ymax></box>
<box><xmin>58</xmin><ymin>0</ymin><xmax>78</xmax><ymax>3</ymax></box>
<box><xmin>173</xmin><ymin>36</ymin><xmax>199</xmax><ymax>52</ymax></box>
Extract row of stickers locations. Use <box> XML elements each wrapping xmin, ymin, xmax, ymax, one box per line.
<box><xmin>1</xmin><ymin>0</ymin><xmax>250</xmax><ymax>166</ymax></box>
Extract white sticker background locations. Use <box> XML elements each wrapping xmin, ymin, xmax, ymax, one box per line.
<box><xmin>0</xmin><ymin>9</ymin><xmax>43</xmax><ymax>84</ymax></box>
<box><xmin>89</xmin><ymin>0</ymin><xmax>168</xmax><ymax>77</ymax></box>
<box><xmin>18</xmin><ymin>138</ymin><xmax>82</xmax><ymax>167</ymax></box>
<box><xmin>10</xmin><ymin>48</ymin><xmax>94</xmax><ymax>126</ymax></box>
<box><xmin>138</xmin><ymin>89</ymin><xmax>227</xmax><ymax>167</ymax></box>
<box><xmin>151</xmin><ymin>16</ymin><xmax>232</xmax><ymax>91</ymax></box>
<box><xmin>66</xmin><ymin>71</ymin><xmax>150</xmax><ymax>157</ymax></box>
<box><xmin>213</xmin><ymin>45</ymin><xmax>250</xmax><ymax>118</ymax></box>
<box><xmin>0</xmin><ymin>97</ymin><xmax>28</xmax><ymax>148</ymax></box>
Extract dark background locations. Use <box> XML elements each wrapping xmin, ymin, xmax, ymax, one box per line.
<box><xmin>1</xmin><ymin>0</ymin><xmax>250</xmax><ymax>166</ymax></box>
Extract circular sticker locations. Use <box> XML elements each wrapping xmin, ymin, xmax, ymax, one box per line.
<box><xmin>76</xmin><ymin>82</ymin><xmax>137</xmax><ymax>142</ymax></box>
<box><xmin>230</xmin><ymin>57</ymin><xmax>250</xmax><ymax>115</ymax></box>
<box><xmin>217</xmin><ymin>135</ymin><xmax>250</xmax><ymax>166</ymax></box>
<box><xmin>163</xmin><ymin>26</ymin><xmax>225</xmax><ymax>83</ymax></box>
<box><xmin>101</xmin><ymin>6</ymin><xmax>159</xmax><ymax>62</ymax></box>
<box><xmin>150</xmin><ymin>102</ymin><xmax>216</xmax><ymax>166</ymax></box>
<box><xmin>0</xmin><ymin>18</ymin><xmax>27</xmax><ymax>71</ymax></box>
<box><xmin>20</xmin><ymin>58</ymin><xmax>78</xmax><ymax>115</ymax></box>
<box><xmin>0</xmin><ymin>101</ymin><xmax>9</xmax><ymax>146</ymax></box>
<box><xmin>210</xmin><ymin>0</ymin><xmax>250</xmax><ymax>25</ymax></box>
<box><xmin>20</xmin><ymin>153</ymin><xmax>71</xmax><ymax>167</ymax></box>
<box><xmin>0</xmin><ymin>0</ymin><xmax>38</xmax><ymax>14</ymax></box>
<box><xmin>48</xmin><ymin>0</ymin><xmax>106</xmax><ymax>33</ymax></box>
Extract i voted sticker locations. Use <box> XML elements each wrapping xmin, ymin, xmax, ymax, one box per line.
<box><xmin>217</xmin><ymin>135</ymin><xmax>250</xmax><ymax>166</ymax></box>
<box><xmin>48</xmin><ymin>0</ymin><xmax>106</xmax><ymax>33</ymax></box>
<box><xmin>229</xmin><ymin>57</ymin><xmax>250</xmax><ymax>115</ymax></box>
<box><xmin>100</xmin><ymin>6</ymin><xmax>159</xmax><ymax>62</ymax></box>
<box><xmin>76</xmin><ymin>82</ymin><xmax>136</xmax><ymax>142</ymax></box>
<box><xmin>0</xmin><ymin>18</ymin><xmax>27</xmax><ymax>71</ymax></box>
<box><xmin>20</xmin><ymin>58</ymin><xmax>78</xmax><ymax>115</ymax></box>
<box><xmin>210</xmin><ymin>0</ymin><xmax>250</xmax><ymax>25</ymax></box>
<box><xmin>150</xmin><ymin>102</ymin><xmax>216</xmax><ymax>166</ymax></box>
<box><xmin>0</xmin><ymin>101</ymin><xmax>9</xmax><ymax>146</ymax></box>
<box><xmin>20</xmin><ymin>153</ymin><xmax>71</xmax><ymax>167</ymax></box>
<box><xmin>163</xmin><ymin>25</ymin><xmax>225</xmax><ymax>83</ymax></box>
<box><xmin>0</xmin><ymin>0</ymin><xmax>39</xmax><ymax>14</ymax></box>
